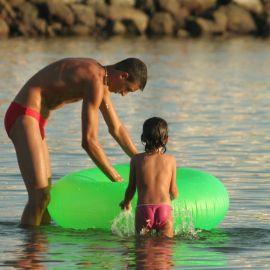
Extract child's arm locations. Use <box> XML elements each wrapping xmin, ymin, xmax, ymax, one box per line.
<box><xmin>119</xmin><ymin>157</ymin><xmax>137</xmax><ymax>210</ymax></box>
<box><xmin>169</xmin><ymin>157</ymin><xmax>178</xmax><ymax>200</ymax></box>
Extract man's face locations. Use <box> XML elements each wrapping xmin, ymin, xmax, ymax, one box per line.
<box><xmin>108</xmin><ymin>69</ymin><xmax>141</xmax><ymax>96</ymax></box>
<box><xmin>111</xmin><ymin>71</ymin><xmax>140</xmax><ymax>96</ymax></box>
<box><xmin>117</xmin><ymin>80</ymin><xmax>140</xmax><ymax>96</ymax></box>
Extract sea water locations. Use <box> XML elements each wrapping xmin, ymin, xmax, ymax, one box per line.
<box><xmin>0</xmin><ymin>36</ymin><xmax>270</xmax><ymax>269</ymax></box>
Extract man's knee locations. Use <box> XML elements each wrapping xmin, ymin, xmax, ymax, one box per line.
<box><xmin>29</xmin><ymin>187</ymin><xmax>51</xmax><ymax>210</ymax></box>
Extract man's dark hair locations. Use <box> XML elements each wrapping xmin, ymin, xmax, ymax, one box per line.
<box><xmin>114</xmin><ymin>58</ymin><xmax>147</xmax><ymax>90</ymax></box>
<box><xmin>141</xmin><ymin>117</ymin><xmax>168</xmax><ymax>153</ymax></box>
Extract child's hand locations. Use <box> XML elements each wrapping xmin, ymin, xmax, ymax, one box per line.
<box><xmin>119</xmin><ymin>200</ymin><xmax>131</xmax><ymax>211</ymax></box>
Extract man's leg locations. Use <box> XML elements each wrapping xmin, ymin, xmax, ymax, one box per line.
<box><xmin>40</xmin><ymin>138</ymin><xmax>52</xmax><ymax>225</ymax></box>
<box><xmin>10</xmin><ymin>115</ymin><xmax>50</xmax><ymax>227</ymax></box>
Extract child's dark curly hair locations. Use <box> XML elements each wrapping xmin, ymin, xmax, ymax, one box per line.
<box><xmin>141</xmin><ymin>117</ymin><xmax>168</xmax><ymax>153</ymax></box>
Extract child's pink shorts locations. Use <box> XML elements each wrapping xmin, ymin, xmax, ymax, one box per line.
<box><xmin>136</xmin><ymin>204</ymin><xmax>172</xmax><ymax>230</ymax></box>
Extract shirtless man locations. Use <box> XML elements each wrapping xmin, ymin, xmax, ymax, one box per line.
<box><xmin>119</xmin><ymin>117</ymin><xmax>178</xmax><ymax>238</ymax></box>
<box><xmin>4</xmin><ymin>57</ymin><xmax>147</xmax><ymax>227</ymax></box>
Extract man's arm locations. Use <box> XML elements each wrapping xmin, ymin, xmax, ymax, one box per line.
<box><xmin>120</xmin><ymin>158</ymin><xmax>136</xmax><ymax>210</ymax></box>
<box><xmin>100</xmin><ymin>90</ymin><xmax>138</xmax><ymax>158</ymax></box>
<box><xmin>81</xmin><ymin>77</ymin><xmax>122</xmax><ymax>182</ymax></box>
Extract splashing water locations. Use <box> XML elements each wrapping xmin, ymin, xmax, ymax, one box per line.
<box><xmin>111</xmin><ymin>210</ymin><xmax>135</xmax><ymax>237</ymax></box>
<box><xmin>111</xmin><ymin>203</ymin><xmax>200</xmax><ymax>239</ymax></box>
<box><xmin>172</xmin><ymin>201</ymin><xmax>200</xmax><ymax>239</ymax></box>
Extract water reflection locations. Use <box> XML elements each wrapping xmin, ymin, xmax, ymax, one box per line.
<box><xmin>2</xmin><ymin>223</ymin><xmax>270</xmax><ymax>269</ymax></box>
<box><xmin>4</xmin><ymin>227</ymin><xmax>48</xmax><ymax>270</ymax></box>
<box><xmin>0</xmin><ymin>225</ymin><xmax>210</xmax><ymax>269</ymax></box>
<box><xmin>134</xmin><ymin>237</ymin><xmax>174</xmax><ymax>270</ymax></box>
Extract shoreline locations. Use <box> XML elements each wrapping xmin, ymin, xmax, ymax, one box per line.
<box><xmin>0</xmin><ymin>0</ymin><xmax>270</xmax><ymax>39</ymax></box>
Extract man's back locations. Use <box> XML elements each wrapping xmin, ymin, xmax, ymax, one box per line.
<box><xmin>14</xmin><ymin>58</ymin><xmax>104</xmax><ymax>115</ymax></box>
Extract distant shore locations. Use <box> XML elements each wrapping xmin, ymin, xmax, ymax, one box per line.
<box><xmin>1</xmin><ymin>0</ymin><xmax>270</xmax><ymax>39</ymax></box>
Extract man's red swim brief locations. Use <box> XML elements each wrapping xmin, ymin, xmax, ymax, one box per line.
<box><xmin>4</xmin><ymin>101</ymin><xmax>47</xmax><ymax>140</ymax></box>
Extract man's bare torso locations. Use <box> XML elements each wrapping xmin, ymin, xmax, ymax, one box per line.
<box><xmin>14</xmin><ymin>58</ymin><xmax>104</xmax><ymax>118</ymax></box>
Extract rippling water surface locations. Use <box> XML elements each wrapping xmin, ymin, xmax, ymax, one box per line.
<box><xmin>0</xmin><ymin>37</ymin><xmax>269</xmax><ymax>269</ymax></box>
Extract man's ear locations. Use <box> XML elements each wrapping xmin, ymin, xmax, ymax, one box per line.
<box><xmin>120</xmin><ymin>71</ymin><xmax>129</xmax><ymax>80</ymax></box>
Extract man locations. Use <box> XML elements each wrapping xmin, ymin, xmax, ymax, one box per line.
<box><xmin>4</xmin><ymin>57</ymin><xmax>147</xmax><ymax>227</ymax></box>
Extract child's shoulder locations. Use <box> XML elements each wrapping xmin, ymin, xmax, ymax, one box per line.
<box><xmin>163</xmin><ymin>152</ymin><xmax>175</xmax><ymax>159</ymax></box>
<box><xmin>163</xmin><ymin>153</ymin><xmax>176</xmax><ymax>163</ymax></box>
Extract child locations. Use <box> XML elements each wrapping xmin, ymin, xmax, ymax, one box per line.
<box><xmin>119</xmin><ymin>117</ymin><xmax>178</xmax><ymax>237</ymax></box>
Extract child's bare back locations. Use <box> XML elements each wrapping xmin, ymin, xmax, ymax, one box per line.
<box><xmin>132</xmin><ymin>151</ymin><xmax>177</xmax><ymax>205</ymax></box>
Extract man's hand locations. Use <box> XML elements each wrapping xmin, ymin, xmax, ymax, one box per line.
<box><xmin>119</xmin><ymin>200</ymin><xmax>132</xmax><ymax>211</ymax></box>
<box><xmin>111</xmin><ymin>172</ymin><xmax>124</xmax><ymax>182</ymax></box>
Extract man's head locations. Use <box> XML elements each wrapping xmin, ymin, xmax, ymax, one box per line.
<box><xmin>114</xmin><ymin>58</ymin><xmax>147</xmax><ymax>91</ymax></box>
<box><xmin>108</xmin><ymin>58</ymin><xmax>147</xmax><ymax>96</ymax></box>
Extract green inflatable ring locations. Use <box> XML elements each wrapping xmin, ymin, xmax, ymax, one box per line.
<box><xmin>48</xmin><ymin>164</ymin><xmax>229</xmax><ymax>230</ymax></box>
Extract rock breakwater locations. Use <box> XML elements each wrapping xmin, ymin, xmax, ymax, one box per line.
<box><xmin>0</xmin><ymin>0</ymin><xmax>270</xmax><ymax>38</ymax></box>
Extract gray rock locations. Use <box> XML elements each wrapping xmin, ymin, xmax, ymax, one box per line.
<box><xmin>15</xmin><ymin>2</ymin><xmax>40</xmax><ymax>36</ymax></box>
<box><xmin>19</xmin><ymin>2</ymin><xmax>39</xmax><ymax>22</ymax></box>
<box><xmin>264</xmin><ymin>1</ymin><xmax>270</xmax><ymax>16</ymax></box>
<box><xmin>0</xmin><ymin>0</ymin><xmax>16</xmax><ymax>19</ymax></box>
<box><xmin>70</xmin><ymin>4</ymin><xmax>96</xmax><ymax>28</ymax></box>
<box><xmin>96</xmin><ymin>17</ymin><xmax>107</xmax><ymax>29</ymax></box>
<box><xmin>9</xmin><ymin>0</ymin><xmax>25</xmax><ymax>8</ymax></box>
<box><xmin>109</xmin><ymin>0</ymin><xmax>135</xmax><ymax>7</ymax></box>
<box><xmin>33</xmin><ymin>18</ymin><xmax>47</xmax><ymax>35</ymax></box>
<box><xmin>86</xmin><ymin>1</ymin><xmax>109</xmax><ymax>18</ymax></box>
<box><xmin>173</xmin><ymin>6</ymin><xmax>190</xmax><ymax>27</ymax></box>
<box><xmin>149</xmin><ymin>12</ymin><xmax>175</xmax><ymax>35</ymax></box>
<box><xmin>181</xmin><ymin>0</ymin><xmax>217</xmax><ymax>14</ymax></box>
<box><xmin>108</xmin><ymin>6</ymin><xmax>148</xmax><ymax>34</ymax></box>
<box><xmin>189</xmin><ymin>4</ymin><xmax>257</xmax><ymax>36</ymax></box>
<box><xmin>225</xmin><ymin>4</ymin><xmax>257</xmax><ymax>33</ymax></box>
<box><xmin>176</xmin><ymin>28</ymin><xmax>189</xmax><ymax>38</ymax></box>
<box><xmin>47</xmin><ymin>0</ymin><xmax>75</xmax><ymax>26</ymax></box>
<box><xmin>0</xmin><ymin>18</ymin><xmax>9</xmax><ymax>37</ymax></box>
<box><xmin>86</xmin><ymin>0</ymin><xmax>106</xmax><ymax>4</ymax></box>
<box><xmin>157</xmin><ymin>0</ymin><xmax>180</xmax><ymax>17</ymax></box>
<box><xmin>233</xmin><ymin>0</ymin><xmax>263</xmax><ymax>15</ymax></box>
<box><xmin>136</xmin><ymin>0</ymin><xmax>156</xmax><ymax>15</ymax></box>
<box><xmin>70</xmin><ymin>24</ymin><xmax>91</xmax><ymax>35</ymax></box>
<box><xmin>212</xmin><ymin>7</ymin><xmax>228</xmax><ymax>33</ymax></box>
<box><xmin>195</xmin><ymin>18</ymin><xmax>216</xmax><ymax>34</ymax></box>
<box><xmin>112</xmin><ymin>20</ymin><xmax>126</xmax><ymax>35</ymax></box>
<box><xmin>47</xmin><ymin>21</ymin><xmax>62</xmax><ymax>36</ymax></box>
<box><xmin>62</xmin><ymin>0</ymin><xmax>81</xmax><ymax>3</ymax></box>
